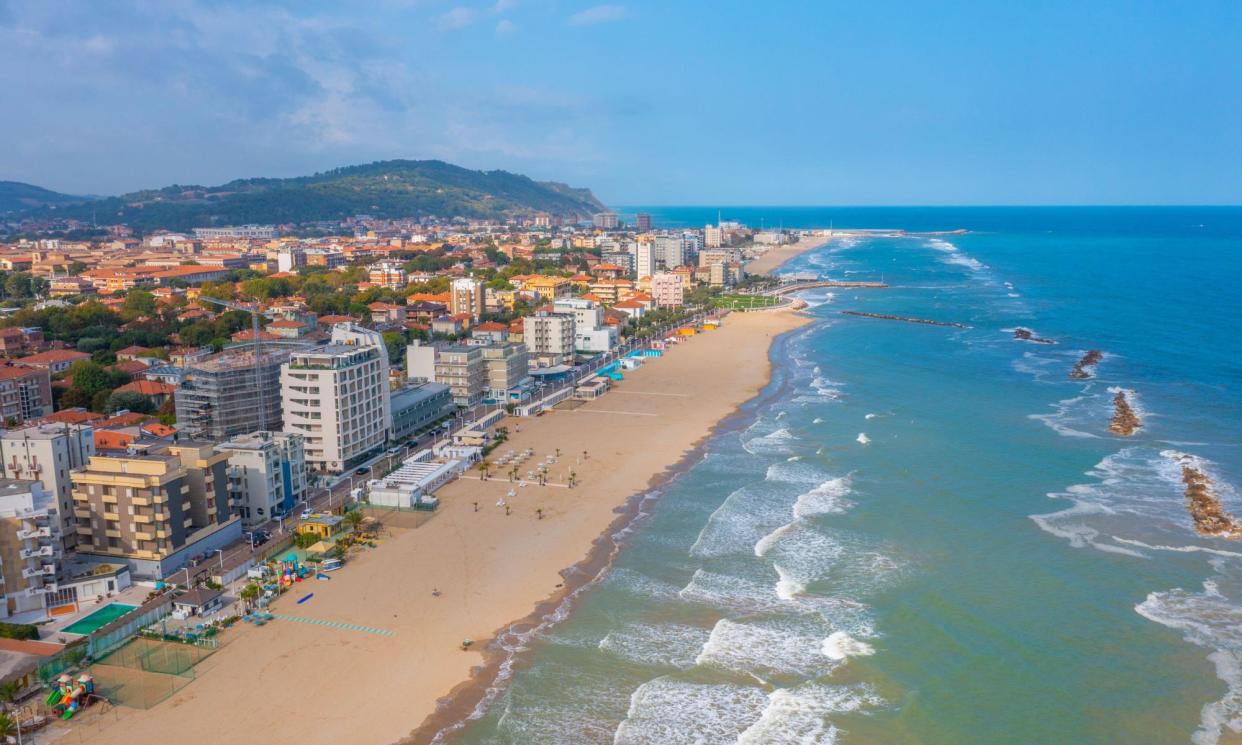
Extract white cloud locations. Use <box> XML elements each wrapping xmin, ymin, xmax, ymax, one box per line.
<box><xmin>436</xmin><ymin>0</ymin><xmax>516</xmax><ymax>31</ymax></box>
<box><xmin>568</xmin><ymin>4</ymin><xmax>626</xmax><ymax>26</ymax></box>
<box><xmin>495</xmin><ymin>18</ymin><xmax>518</xmax><ymax>36</ymax></box>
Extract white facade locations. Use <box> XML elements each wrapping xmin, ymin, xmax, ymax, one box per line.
<box><xmin>651</xmin><ymin>272</ymin><xmax>686</xmax><ymax>308</ymax></box>
<box><xmin>553</xmin><ymin>298</ymin><xmax>616</xmax><ymax>353</ymax></box>
<box><xmin>704</xmin><ymin>224</ymin><xmax>724</xmax><ymax>248</ymax></box>
<box><xmin>217</xmin><ymin>431</ymin><xmax>308</xmax><ymax>525</ymax></box>
<box><xmin>450</xmin><ymin>277</ymin><xmax>485</xmax><ymax>319</ymax></box>
<box><xmin>0</xmin><ymin>479</ymin><xmax>59</xmax><ymax>619</ymax></box>
<box><xmin>635</xmin><ymin>240</ymin><xmax>656</xmax><ymax>280</ymax></box>
<box><xmin>654</xmin><ymin>235</ymin><xmax>686</xmax><ymax>269</ymax></box>
<box><xmin>0</xmin><ymin>423</ymin><xmax>94</xmax><ymax>552</ymax></box>
<box><xmin>281</xmin><ymin>324</ymin><xmax>392</xmax><ymax>473</ymax></box>
<box><xmin>524</xmin><ymin>312</ymin><xmax>576</xmax><ymax>362</ymax></box>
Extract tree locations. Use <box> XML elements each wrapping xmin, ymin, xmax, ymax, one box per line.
<box><xmin>0</xmin><ymin>712</ymin><xmax>13</xmax><ymax>740</ymax></box>
<box><xmin>382</xmin><ymin>331</ymin><xmax>406</xmax><ymax>365</ymax></box>
<box><xmin>121</xmin><ymin>288</ymin><xmax>157</xmax><ymax>321</ymax></box>
<box><xmin>239</xmin><ymin>583</ymin><xmax>260</xmax><ymax>610</ymax></box>
<box><xmin>68</xmin><ymin>360</ymin><xmax>112</xmax><ymax>397</ymax></box>
<box><xmin>343</xmin><ymin>510</ymin><xmax>364</xmax><ymax>534</ymax></box>
<box><xmin>0</xmin><ymin>679</ymin><xmax>20</xmax><ymax>710</ymax></box>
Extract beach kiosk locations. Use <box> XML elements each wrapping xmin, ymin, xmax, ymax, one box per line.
<box><xmin>172</xmin><ymin>587</ymin><xmax>225</xmax><ymax>619</ymax></box>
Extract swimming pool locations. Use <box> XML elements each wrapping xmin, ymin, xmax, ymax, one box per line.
<box><xmin>62</xmin><ymin>603</ymin><xmax>138</xmax><ymax>635</ymax></box>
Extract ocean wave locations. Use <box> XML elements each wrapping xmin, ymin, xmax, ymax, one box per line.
<box><xmin>856</xmin><ymin>433</ymin><xmax>871</xmax><ymax>445</ymax></box>
<box><xmin>793</xmin><ymin>476</ymin><xmax>855</xmax><ymax>519</ymax></box>
<box><xmin>695</xmin><ymin>616</ymin><xmax>840</xmax><ymax>680</ymax></box>
<box><xmin>926</xmin><ymin>238</ymin><xmax>988</xmax><ymax>272</ymax></box>
<box><xmin>1135</xmin><ymin>580</ymin><xmax>1242</xmax><ymax>745</ymax></box>
<box><xmin>597</xmin><ymin>622</ymin><xmax>713</xmax><ymax>670</ymax></box>
<box><xmin>737</xmin><ymin>683</ymin><xmax>884</xmax><ymax>745</ymax></box>
<box><xmin>821</xmin><ymin>630</ymin><xmax>877</xmax><ymax>661</ymax></box>
<box><xmin>613</xmin><ymin>678</ymin><xmax>769</xmax><ymax>745</ymax></box>
<box><xmin>1029</xmin><ymin>395</ymin><xmax>1103</xmax><ymax>439</ymax></box>
<box><xmin>743</xmin><ymin>427</ymin><xmax>798</xmax><ymax>456</ymax></box>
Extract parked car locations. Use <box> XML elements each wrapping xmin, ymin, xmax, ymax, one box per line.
<box><xmin>300</xmin><ymin>509</ymin><xmax>312</xmax><ymax>519</ymax></box>
<box><xmin>355</xmin><ymin>468</ymin><xmax>369</xmax><ymax>476</ymax></box>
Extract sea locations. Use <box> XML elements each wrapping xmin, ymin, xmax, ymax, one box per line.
<box><xmin>449</xmin><ymin>207</ymin><xmax>1242</xmax><ymax>745</ymax></box>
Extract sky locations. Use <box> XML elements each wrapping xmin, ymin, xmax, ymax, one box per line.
<box><xmin>1</xmin><ymin>0</ymin><xmax>1239</xmax><ymax>205</ymax></box>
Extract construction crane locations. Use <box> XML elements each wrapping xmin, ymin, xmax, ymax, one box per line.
<box><xmin>198</xmin><ymin>295</ymin><xmax>278</xmax><ymax>435</ymax></box>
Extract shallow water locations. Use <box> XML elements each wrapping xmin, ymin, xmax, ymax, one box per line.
<box><xmin>452</xmin><ymin>207</ymin><xmax>1242</xmax><ymax>744</ymax></box>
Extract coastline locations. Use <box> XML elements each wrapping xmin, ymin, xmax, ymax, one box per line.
<box><xmin>744</xmin><ymin>234</ymin><xmax>831</xmax><ymax>275</ymax></box>
<box><xmin>78</xmin><ymin>307</ymin><xmax>813</xmax><ymax>745</ymax></box>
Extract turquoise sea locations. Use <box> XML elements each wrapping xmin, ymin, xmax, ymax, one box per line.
<box><xmin>449</xmin><ymin>207</ymin><xmax>1242</xmax><ymax>744</ymax></box>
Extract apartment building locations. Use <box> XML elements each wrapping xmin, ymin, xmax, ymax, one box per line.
<box><xmin>481</xmin><ymin>342</ymin><xmax>531</xmax><ymax>400</ymax></box>
<box><xmin>70</xmin><ymin>448</ymin><xmax>240</xmax><ymax>579</ymax></box>
<box><xmin>216</xmin><ymin>431</ymin><xmax>308</xmax><ymax>526</ymax></box>
<box><xmin>0</xmin><ymin>480</ymin><xmax>60</xmax><ymax>619</ymax></box>
<box><xmin>651</xmin><ymin>272</ymin><xmax>686</xmax><ymax>308</ymax></box>
<box><xmin>635</xmin><ymin>240</ymin><xmax>656</xmax><ymax>279</ymax></box>
<box><xmin>281</xmin><ymin>325</ymin><xmax>391</xmax><ymax>473</ymax></box>
<box><xmin>390</xmin><ymin>382</ymin><xmax>454</xmax><ymax>440</ymax></box>
<box><xmin>368</xmin><ymin>261</ymin><xmax>408</xmax><ymax>289</ymax></box>
<box><xmin>553</xmin><ymin>298</ymin><xmax>616</xmax><ymax>354</ymax></box>
<box><xmin>0</xmin><ymin>423</ymin><xmax>95</xmax><ymax>552</ymax></box>
<box><xmin>0</xmin><ymin>364</ymin><xmax>53</xmax><ymax>425</ymax></box>
<box><xmin>12</xmin><ymin>349</ymin><xmax>88</xmax><ymax>375</ymax></box>
<box><xmin>593</xmin><ymin>212</ymin><xmax>620</xmax><ymax>230</ymax></box>
<box><xmin>449</xmin><ymin>277</ymin><xmax>485</xmax><ymax>320</ymax></box>
<box><xmin>523</xmin><ymin>311</ymin><xmax>576</xmax><ymax>364</ymax></box>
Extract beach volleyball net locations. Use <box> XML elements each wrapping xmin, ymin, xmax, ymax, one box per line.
<box><xmin>89</xmin><ymin>637</ymin><xmax>215</xmax><ymax>709</ymax></box>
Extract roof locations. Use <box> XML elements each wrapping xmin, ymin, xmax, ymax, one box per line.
<box><xmin>0</xmin><ymin>363</ymin><xmax>42</xmax><ymax>380</ymax></box>
<box><xmin>43</xmin><ymin>408</ymin><xmax>103</xmax><ymax>424</ymax></box>
<box><xmin>473</xmin><ymin>321</ymin><xmax>507</xmax><ymax>332</ymax></box>
<box><xmin>115</xmin><ymin>380</ymin><xmax>175</xmax><ymax>396</ymax></box>
<box><xmin>142</xmin><ymin>422</ymin><xmax>177</xmax><ymax>438</ymax></box>
<box><xmin>267</xmin><ymin>319</ymin><xmax>304</xmax><ymax>329</ymax></box>
<box><xmin>97</xmin><ymin>412</ymin><xmax>148</xmax><ymax>429</ymax></box>
<box><xmin>175</xmin><ymin>587</ymin><xmax>224</xmax><ymax>607</ymax></box>
<box><xmin>94</xmin><ymin>430</ymin><xmax>135</xmax><ymax>450</ymax></box>
<box><xmin>15</xmin><ymin>349</ymin><xmax>89</xmax><ymax>365</ymax></box>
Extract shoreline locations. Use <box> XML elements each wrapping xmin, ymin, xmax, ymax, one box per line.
<box><xmin>78</xmin><ymin>307</ymin><xmax>814</xmax><ymax>745</ymax></box>
<box><xmin>744</xmin><ymin>234</ymin><xmax>832</xmax><ymax>275</ymax></box>
<box><xmin>412</xmin><ymin>318</ymin><xmax>814</xmax><ymax>743</ymax></box>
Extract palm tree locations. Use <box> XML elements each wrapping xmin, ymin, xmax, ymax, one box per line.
<box><xmin>343</xmin><ymin>509</ymin><xmax>364</xmax><ymax>534</ymax></box>
<box><xmin>478</xmin><ymin>459</ymin><xmax>491</xmax><ymax>481</ymax></box>
<box><xmin>0</xmin><ymin>680</ymin><xmax>19</xmax><ymax>711</ymax></box>
<box><xmin>239</xmin><ymin>583</ymin><xmax>260</xmax><ymax>611</ymax></box>
<box><xmin>0</xmin><ymin>713</ymin><xmax>13</xmax><ymax>741</ymax></box>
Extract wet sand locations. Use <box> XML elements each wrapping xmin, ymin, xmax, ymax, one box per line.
<box><xmin>79</xmin><ymin>308</ymin><xmax>812</xmax><ymax>745</ymax></box>
<box><xmin>745</xmin><ymin>234</ymin><xmax>830</xmax><ymax>274</ymax></box>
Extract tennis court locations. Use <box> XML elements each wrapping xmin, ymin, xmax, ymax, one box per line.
<box><xmin>62</xmin><ymin>603</ymin><xmax>138</xmax><ymax>635</ymax></box>
<box><xmin>90</xmin><ymin>637</ymin><xmax>216</xmax><ymax>709</ymax></box>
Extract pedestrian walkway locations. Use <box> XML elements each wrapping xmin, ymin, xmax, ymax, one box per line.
<box><xmin>271</xmin><ymin>614</ymin><xmax>396</xmax><ymax>636</ymax></box>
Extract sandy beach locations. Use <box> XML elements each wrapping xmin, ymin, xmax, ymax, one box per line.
<box><xmin>70</xmin><ymin>307</ymin><xmax>811</xmax><ymax>745</ymax></box>
<box><xmin>744</xmin><ymin>233</ymin><xmax>830</xmax><ymax>275</ymax></box>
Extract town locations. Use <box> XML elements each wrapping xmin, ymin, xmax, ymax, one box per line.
<box><xmin>0</xmin><ymin>207</ymin><xmax>820</xmax><ymax>736</ymax></box>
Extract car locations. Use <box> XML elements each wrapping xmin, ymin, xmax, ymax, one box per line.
<box><xmin>355</xmin><ymin>468</ymin><xmax>369</xmax><ymax>476</ymax></box>
<box><xmin>387</xmin><ymin>447</ymin><xmax>402</xmax><ymax>455</ymax></box>
<box><xmin>300</xmin><ymin>509</ymin><xmax>312</xmax><ymax>519</ymax></box>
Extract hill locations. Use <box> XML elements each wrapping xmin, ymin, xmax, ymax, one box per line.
<box><xmin>0</xmin><ymin>181</ymin><xmax>87</xmax><ymax>214</ymax></box>
<box><xmin>28</xmin><ymin>160</ymin><xmax>606</xmax><ymax>231</ymax></box>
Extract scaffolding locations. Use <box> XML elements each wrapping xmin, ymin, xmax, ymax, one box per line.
<box><xmin>175</xmin><ymin>347</ymin><xmax>297</xmax><ymax>441</ymax></box>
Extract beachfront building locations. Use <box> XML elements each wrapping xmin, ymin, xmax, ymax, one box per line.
<box><xmin>389</xmin><ymin>382</ymin><xmax>454</xmax><ymax>441</ymax></box>
<box><xmin>0</xmin><ymin>480</ymin><xmax>60</xmax><ymax>619</ymax></box>
<box><xmin>593</xmin><ymin>212</ymin><xmax>620</xmax><ymax>230</ymax></box>
<box><xmin>553</xmin><ymin>298</ymin><xmax>616</xmax><ymax>354</ymax></box>
<box><xmin>281</xmin><ymin>325</ymin><xmax>392</xmax><ymax>474</ymax></box>
<box><xmin>70</xmin><ymin>448</ymin><xmax>241</xmax><ymax>579</ymax></box>
<box><xmin>449</xmin><ymin>277</ymin><xmax>485</xmax><ymax>320</ymax></box>
<box><xmin>524</xmin><ymin>311</ymin><xmax>576</xmax><ymax>365</ymax></box>
<box><xmin>481</xmin><ymin>343</ymin><xmax>531</xmax><ymax>401</ymax></box>
<box><xmin>0</xmin><ymin>423</ymin><xmax>95</xmax><ymax>552</ymax></box>
<box><xmin>176</xmin><ymin>345</ymin><xmax>303</xmax><ymax>441</ymax></box>
<box><xmin>216</xmin><ymin>431</ymin><xmax>308</xmax><ymax>526</ymax></box>
<box><xmin>651</xmin><ymin>272</ymin><xmax>686</xmax><ymax>308</ymax></box>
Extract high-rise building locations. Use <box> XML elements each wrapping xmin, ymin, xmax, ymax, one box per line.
<box><xmin>552</xmin><ymin>298</ymin><xmax>615</xmax><ymax>353</ymax></box>
<box><xmin>433</xmin><ymin>345</ymin><xmax>487</xmax><ymax>407</ymax></box>
<box><xmin>635</xmin><ymin>213</ymin><xmax>652</xmax><ymax>231</ymax></box>
<box><xmin>281</xmin><ymin>324</ymin><xmax>391</xmax><ymax>473</ymax></box>
<box><xmin>450</xmin><ymin>277</ymin><xmax>486</xmax><ymax>320</ymax></box>
<box><xmin>0</xmin><ymin>423</ymin><xmax>95</xmax><ymax>552</ymax></box>
<box><xmin>481</xmin><ymin>343</ymin><xmax>531</xmax><ymax>400</ymax></box>
<box><xmin>601</xmin><ymin>250</ymin><xmax>635</xmax><ymax>277</ymax></box>
<box><xmin>654</xmin><ymin>235</ymin><xmax>686</xmax><ymax>270</ymax></box>
<box><xmin>635</xmin><ymin>241</ymin><xmax>656</xmax><ymax>280</ymax></box>
<box><xmin>593</xmin><ymin>212</ymin><xmax>620</xmax><ymax>230</ymax></box>
<box><xmin>0</xmin><ymin>479</ymin><xmax>60</xmax><ymax>618</ymax></box>
<box><xmin>177</xmin><ymin>345</ymin><xmax>303</xmax><ymax>441</ymax></box>
<box><xmin>70</xmin><ymin>446</ymin><xmax>240</xmax><ymax>579</ymax></box>
<box><xmin>523</xmin><ymin>312</ymin><xmax>576</xmax><ymax>364</ymax></box>
<box><xmin>216</xmin><ymin>431</ymin><xmax>308</xmax><ymax>526</ymax></box>
<box><xmin>704</xmin><ymin>223</ymin><xmax>724</xmax><ymax>248</ymax></box>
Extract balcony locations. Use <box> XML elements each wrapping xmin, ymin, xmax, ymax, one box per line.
<box><xmin>19</xmin><ymin>545</ymin><xmax>54</xmax><ymax>560</ymax></box>
<box><xmin>16</xmin><ymin>526</ymin><xmax>51</xmax><ymax>540</ymax></box>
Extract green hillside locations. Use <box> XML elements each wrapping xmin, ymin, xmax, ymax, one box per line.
<box><xmin>28</xmin><ymin>160</ymin><xmax>605</xmax><ymax>232</ymax></box>
<box><xmin>0</xmin><ymin>181</ymin><xmax>86</xmax><ymax>214</ymax></box>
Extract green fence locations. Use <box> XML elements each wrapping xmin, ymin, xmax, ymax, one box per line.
<box><xmin>89</xmin><ymin>637</ymin><xmax>215</xmax><ymax>709</ymax></box>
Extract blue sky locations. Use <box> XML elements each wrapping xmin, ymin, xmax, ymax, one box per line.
<box><xmin>1</xmin><ymin>0</ymin><xmax>1239</xmax><ymax>205</ymax></box>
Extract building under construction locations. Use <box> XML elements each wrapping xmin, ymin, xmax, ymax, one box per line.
<box><xmin>176</xmin><ymin>343</ymin><xmax>310</xmax><ymax>441</ymax></box>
